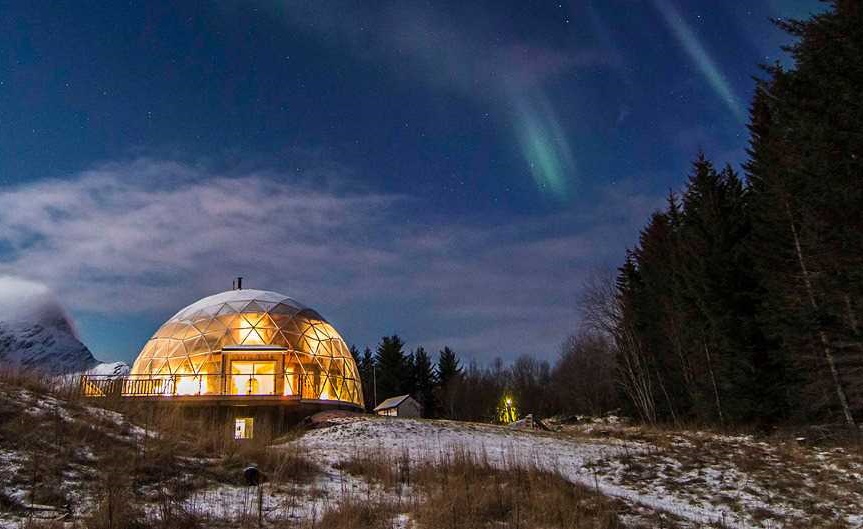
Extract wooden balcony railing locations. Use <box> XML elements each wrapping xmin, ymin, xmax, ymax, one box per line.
<box><xmin>80</xmin><ymin>372</ymin><xmax>358</xmax><ymax>404</ymax></box>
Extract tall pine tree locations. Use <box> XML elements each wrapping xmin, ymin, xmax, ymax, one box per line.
<box><xmin>375</xmin><ymin>335</ymin><xmax>407</xmax><ymax>402</ymax></box>
<box><xmin>360</xmin><ymin>347</ymin><xmax>376</xmax><ymax>410</ymax></box>
<box><xmin>412</xmin><ymin>347</ymin><xmax>438</xmax><ymax>417</ymax></box>
<box><xmin>437</xmin><ymin>347</ymin><xmax>462</xmax><ymax>419</ymax></box>
<box><xmin>747</xmin><ymin>1</ymin><xmax>863</xmax><ymax>426</ymax></box>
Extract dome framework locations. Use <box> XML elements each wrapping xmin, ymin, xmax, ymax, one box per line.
<box><xmin>86</xmin><ymin>289</ymin><xmax>363</xmax><ymax>409</ymax></box>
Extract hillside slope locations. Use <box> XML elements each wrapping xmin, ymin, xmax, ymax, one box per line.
<box><xmin>291</xmin><ymin>416</ymin><xmax>863</xmax><ymax>528</ymax></box>
<box><xmin>1</xmin><ymin>380</ymin><xmax>861</xmax><ymax>529</ymax></box>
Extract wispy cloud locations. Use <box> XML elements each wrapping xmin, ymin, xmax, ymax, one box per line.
<box><xmin>0</xmin><ymin>159</ymin><xmax>657</xmax><ymax>361</ymax></box>
<box><xmin>0</xmin><ymin>276</ymin><xmax>80</xmax><ymax>337</ymax></box>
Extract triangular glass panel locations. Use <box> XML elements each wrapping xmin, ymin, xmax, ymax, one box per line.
<box><xmin>274</xmin><ymin>317</ymin><xmax>301</xmax><ymax>334</ymax></box>
<box><xmin>148</xmin><ymin>358</ymin><xmax>167</xmax><ymax>374</ymax></box>
<box><xmin>257</xmin><ymin>313</ymin><xmax>278</xmax><ymax>329</ymax></box>
<box><xmin>200</xmin><ymin>303</ymin><xmax>222</xmax><ymax>317</ymax></box>
<box><xmin>243</xmin><ymin>300</ymin><xmax>265</xmax><ymax>313</ymax></box>
<box><xmin>256</xmin><ymin>301</ymin><xmax>276</xmax><ymax>313</ymax></box>
<box><xmin>228</xmin><ymin>301</ymin><xmax>249</xmax><ymax>313</ymax></box>
<box><xmin>270</xmin><ymin>303</ymin><xmax>299</xmax><ymax>316</ymax></box>
<box><xmin>269</xmin><ymin>331</ymin><xmax>289</xmax><ymax>347</ymax></box>
<box><xmin>206</xmin><ymin>316</ymin><xmax>228</xmax><ymax>333</ymax></box>
<box><xmin>184</xmin><ymin>336</ymin><xmax>209</xmax><ymax>356</ymax></box>
<box><xmin>187</xmin><ymin>354</ymin><xmax>209</xmax><ymax>372</ymax></box>
<box><xmin>256</xmin><ymin>327</ymin><xmax>277</xmax><ymax>345</ymax></box>
<box><xmin>203</xmin><ymin>332</ymin><xmax>223</xmax><ymax>351</ymax></box>
<box><xmin>282</xmin><ymin>331</ymin><xmax>303</xmax><ymax>350</ymax></box>
<box><xmin>243</xmin><ymin>312</ymin><xmax>266</xmax><ymax>327</ymax></box>
<box><xmin>215</xmin><ymin>314</ymin><xmax>236</xmax><ymax>331</ymax></box>
<box><xmin>179</xmin><ymin>324</ymin><xmax>201</xmax><ymax>340</ymax></box>
<box><xmin>236</xmin><ymin>328</ymin><xmax>255</xmax><ymax>345</ymax></box>
<box><xmin>216</xmin><ymin>303</ymin><xmax>236</xmax><ymax>316</ymax></box>
<box><xmin>303</xmin><ymin>337</ymin><xmax>320</xmax><ymax>355</ymax></box>
<box><xmin>165</xmin><ymin>340</ymin><xmax>184</xmax><ymax>358</ymax></box>
<box><xmin>216</xmin><ymin>331</ymin><xmax>235</xmax><ymax>349</ymax></box>
<box><xmin>152</xmin><ymin>342</ymin><xmax>168</xmax><ymax>359</ymax></box>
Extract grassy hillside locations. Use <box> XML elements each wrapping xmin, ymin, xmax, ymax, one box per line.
<box><xmin>1</xmin><ymin>372</ymin><xmax>861</xmax><ymax>528</ymax></box>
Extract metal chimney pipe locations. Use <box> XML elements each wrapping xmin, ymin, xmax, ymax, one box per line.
<box><xmin>237</xmin><ymin>276</ymin><xmax>243</xmax><ymax>290</ymax></box>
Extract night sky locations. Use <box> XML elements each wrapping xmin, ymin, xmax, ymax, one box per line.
<box><xmin>0</xmin><ymin>1</ymin><xmax>823</xmax><ymax>365</ymax></box>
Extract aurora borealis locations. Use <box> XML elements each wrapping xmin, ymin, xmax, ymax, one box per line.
<box><xmin>0</xmin><ymin>1</ymin><xmax>824</xmax><ymax>364</ymax></box>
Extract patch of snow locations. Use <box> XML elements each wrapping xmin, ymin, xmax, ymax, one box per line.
<box><xmin>85</xmin><ymin>361</ymin><xmax>130</xmax><ymax>377</ymax></box>
<box><xmin>290</xmin><ymin>416</ymin><xmax>783</xmax><ymax>529</ymax></box>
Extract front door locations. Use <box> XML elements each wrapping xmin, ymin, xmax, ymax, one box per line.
<box><xmin>229</xmin><ymin>360</ymin><xmax>277</xmax><ymax>395</ymax></box>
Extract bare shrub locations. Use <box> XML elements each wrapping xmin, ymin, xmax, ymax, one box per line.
<box><xmin>86</xmin><ymin>455</ymin><xmax>147</xmax><ymax>529</ymax></box>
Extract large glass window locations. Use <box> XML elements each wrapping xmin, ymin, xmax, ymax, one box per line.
<box><xmin>230</xmin><ymin>361</ymin><xmax>276</xmax><ymax>395</ymax></box>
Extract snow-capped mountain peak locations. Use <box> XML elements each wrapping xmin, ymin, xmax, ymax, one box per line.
<box><xmin>0</xmin><ymin>276</ymin><xmax>125</xmax><ymax>375</ymax></box>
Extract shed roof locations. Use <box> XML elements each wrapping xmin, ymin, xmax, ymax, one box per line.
<box><xmin>373</xmin><ymin>394</ymin><xmax>413</xmax><ymax>411</ymax></box>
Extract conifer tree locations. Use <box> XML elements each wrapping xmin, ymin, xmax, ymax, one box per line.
<box><xmin>360</xmin><ymin>347</ymin><xmax>376</xmax><ymax>410</ymax></box>
<box><xmin>374</xmin><ymin>335</ymin><xmax>407</xmax><ymax>402</ymax></box>
<box><xmin>412</xmin><ymin>347</ymin><xmax>438</xmax><ymax>417</ymax></box>
<box><xmin>436</xmin><ymin>347</ymin><xmax>462</xmax><ymax>419</ymax></box>
<box><xmin>676</xmin><ymin>158</ymin><xmax>768</xmax><ymax>423</ymax></box>
<box><xmin>351</xmin><ymin>345</ymin><xmax>376</xmax><ymax>410</ymax></box>
<box><xmin>402</xmin><ymin>351</ymin><xmax>417</xmax><ymax>396</ymax></box>
<box><xmin>746</xmin><ymin>1</ymin><xmax>863</xmax><ymax>425</ymax></box>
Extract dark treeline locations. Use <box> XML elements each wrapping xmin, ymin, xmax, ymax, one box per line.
<box><xmin>597</xmin><ymin>2</ymin><xmax>863</xmax><ymax>428</ymax></box>
<box><xmin>350</xmin><ymin>333</ymin><xmax>616</xmax><ymax>422</ymax></box>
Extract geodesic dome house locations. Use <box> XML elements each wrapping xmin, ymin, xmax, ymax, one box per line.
<box><xmin>82</xmin><ymin>285</ymin><xmax>364</xmax><ymax>424</ymax></box>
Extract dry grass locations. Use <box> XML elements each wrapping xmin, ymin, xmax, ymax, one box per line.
<box><xmin>308</xmin><ymin>498</ymin><xmax>400</xmax><ymax>529</ymax></box>
<box><xmin>330</xmin><ymin>448</ymin><xmax>636</xmax><ymax>529</ymax></box>
<box><xmin>333</xmin><ymin>447</ymin><xmax>409</xmax><ymax>490</ymax></box>
<box><xmin>217</xmin><ymin>440</ymin><xmax>322</xmax><ymax>486</ymax></box>
<box><xmin>0</xmin><ymin>367</ymin><xmax>81</xmax><ymax>400</ymax></box>
<box><xmin>13</xmin><ymin>371</ymin><xmax>862</xmax><ymax>528</ymax></box>
<box><xmin>413</xmin><ymin>450</ymin><xmax>623</xmax><ymax>529</ymax></box>
<box><xmin>0</xmin><ymin>371</ymin><xmax>322</xmax><ymax>529</ymax></box>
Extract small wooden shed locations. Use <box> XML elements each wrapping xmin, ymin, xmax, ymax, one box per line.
<box><xmin>373</xmin><ymin>395</ymin><xmax>422</xmax><ymax>418</ymax></box>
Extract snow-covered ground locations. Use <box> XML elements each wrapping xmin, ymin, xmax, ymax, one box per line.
<box><xmin>287</xmin><ymin>416</ymin><xmax>863</xmax><ymax>529</ymax></box>
<box><xmin>2</xmin><ymin>381</ymin><xmax>861</xmax><ymax>529</ymax></box>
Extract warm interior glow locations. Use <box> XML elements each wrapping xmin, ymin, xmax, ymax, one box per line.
<box><xmin>284</xmin><ymin>369</ymin><xmax>298</xmax><ymax>396</ymax></box>
<box><xmin>230</xmin><ymin>361</ymin><xmax>276</xmax><ymax>395</ymax></box>
<box><xmin>157</xmin><ymin>376</ymin><xmax>173</xmax><ymax>396</ymax></box>
<box><xmin>235</xmin><ymin>313</ymin><xmax>265</xmax><ymax>345</ymax></box>
<box><xmin>124</xmin><ymin>291</ymin><xmax>364</xmax><ymax>406</ymax></box>
<box><xmin>234</xmin><ymin>417</ymin><xmax>254</xmax><ymax>440</ymax></box>
<box><xmin>174</xmin><ymin>375</ymin><xmax>201</xmax><ymax>395</ymax></box>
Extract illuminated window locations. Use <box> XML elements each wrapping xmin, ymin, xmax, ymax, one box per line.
<box><xmin>230</xmin><ymin>361</ymin><xmax>276</xmax><ymax>395</ymax></box>
<box><xmin>235</xmin><ymin>417</ymin><xmax>254</xmax><ymax>439</ymax></box>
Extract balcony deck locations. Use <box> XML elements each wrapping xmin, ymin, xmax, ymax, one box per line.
<box><xmin>79</xmin><ymin>372</ymin><xmax>361</xmax><ymax>409</ymax></box>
